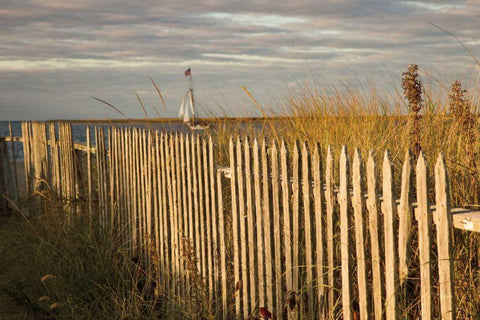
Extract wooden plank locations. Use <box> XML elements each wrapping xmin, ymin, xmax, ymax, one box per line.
<box><xmin>244</xmin><ymin>137</ymin><xmax>257</xmax><ymax>309</ymax></box>
<box><xmin>170</xmin><ymin>134</ymin><xmax>180</xmax><ymax>294</ymax></box>
<box><xmin>416</xmin><ymin>151</ymin><xmax>432</xmax><ymax>320</ymax></box>
<box><xmin>312</xmin><ymin>143</ymin><xmax>325</xmax><ymax>318</ymax></box>
<box><xmin>236</xmin><ymin>137</ymin><xmax>249</xmax><ymax>318</ymax></box>
<box><xmin>203</xmin><ymin>137</ymin><xmax>214</xmax><ymax>299</ymax></box>
<box><xmin>95</xmin><ymin>127</ymin><xmax>103</xmax><ymax>228</ymax></box>
<box><xmin>288</xmin><ymin>141</ymin><xmax>303</xmax><ymax>319</ymax></box>
<box><xmin>450</xmin><ymin>208</ymin><xmax>480</xmax><ymax>232</ymax></box>
<box><xmin>367</xmin><ymin>151</ymin><xmax>383</xmax><ymax>319</ymax></box>
<box><xmin>154</xmin><ymin>131</ymin><xmax>165</xmax><ymax>290</ymax></box>
<box><xmin>0</xmin><ymin>136</ymin><xmax>23</xmax><ymax>142</ymax></box>
<box><xmin>8</xmin><ymin>122</ymin><xmax>18</xmax><ymax>199</ymax></box>
<box><xmin>49</xmin><ymin>124</ymin><xmax>59</xmax><ymax>195</ymax></box>
<box><xmin>216</xmin><ymin>169</ymin><xmax>228</xmax><ymax>319</ymax></box>
<box><xmin>434</xmin><ymin>153</ymin><xmax>455</xmax><ymax>320</ymax></box>
<box><xmin>192</xmin><ymin>135</ymin><xmax>202</xmax><ymax>281</ymax></box>
<box><xmin>160</xmin><ymin>133</ymin><xmax>170</xmax><ymax>289</ymax></box>
<box><xmin>198</xmin><ymin>136</ymin><xmax>207</xmax><ymax>284</ymax></box>
<box><xmin>229</xmin><ymin>137</ymin><xmax>242</xmax><ymax>315</ymax></box>
<box><xmin>271</xmin><ymin>141</ymin><xmax>283</xmax><ymax>317</ymax></box>
<box><xmin>186</xmin><ymin>134</ymin><xmax>194</xmax><ymax>286</ymax></box>
<box><xmin>132</xmin><ymin>129</ymin><xmax>139</xmax><ymax>254</ymax></box>
<box><xmin>339</xmin><ymin>146</ymin><xmax>353</xmax><ymax>320</ymax></box>
<box><xmin>325</xmin><ymin>145</ymin><xmax>335</xmax><ymax>318</ymax></box>
<box><xmin>21</xmin><ymin>122</ymin><xmax>31</xmax><ymax>195</ymax></box>
<box><xmin>253</xmin><ymin>138</ymin><xmax>265</xmax><ymax>308</ymax></box>
<box><xmin>261</xmin><ymin>139</ymin><xmax>274</xmax><ymax>313</ymax></box>
<box><xmin>281</xmin><ymin>140</ymin><xmax>292</xmax><ymax>305</ymax></box>
<box><xmin>292</xmin><ymin>141</ymin><xmax>300</xmax><ymax>314</ymax></box>
<box><xmin>352</xmin><ymin>149</ymin><xmax>368</xmax><ymax>320</ymax></box>
<box><xmin>398</xmin><ymin>150</ymin><xmax>412</xmax><ymax>286</ymax></box>
<box><xmin>208</xmin><ymin>136</ymin><xmax>219</xmax><ymax>299</ymax></box>
<box><xmin>382</xmin><ymin>150</ymin><xmax>399</xmax><ymax>320</ymax></box>
<box><xmin>175</xmin><ymin>133</ymin><xmax>184</xmax><ymax>297</ymax></box>
<box><xmin>302</xmin><ymin>142</ymin><xmax>314</xmax><ymax>316</ymax></box>
<box><xmin>180</xmin><ymin>134</ymin><xmax>189</xmax><ymax>296</ymax></box>
<box><xmin>86</xmin><ymin>127</ymin><xmax>92</xmax><ymax>218</ymax></box>
<box><xmin>108</xmin><ymin>127</ymin><xmax>114</xmax><ymax>230</ymax></box>
<box><xmin>126</xmin><ymin>129</ymin><xmax>133</xmax><ymax>256</ymax></box>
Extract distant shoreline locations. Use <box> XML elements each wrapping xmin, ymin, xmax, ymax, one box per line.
<box><xmin>46</xmin><ymin>116</ymin><xmax>286</xmax><ymax>124</ymax></box>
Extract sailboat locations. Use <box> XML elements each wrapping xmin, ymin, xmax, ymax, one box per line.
<box><xmin>179</xmin><ymin>68</ymin><xmax>209</xmax><ymax>130</ymax></box>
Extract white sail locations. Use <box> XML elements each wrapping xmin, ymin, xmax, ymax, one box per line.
<box><xmin>179</xmin><ymin>89</ymin><xmax>192</xmax><ymax>123</ymax></box>
<box><xmin>179</xmin><ymin>94</ymin><xmax>186</xmax><ymax>118</ymax></box>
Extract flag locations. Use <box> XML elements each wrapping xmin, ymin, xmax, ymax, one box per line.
<box><xmin>184</xmin><ymin>68</ymin><xmax>191</xmax><ymax>77</ymax></box>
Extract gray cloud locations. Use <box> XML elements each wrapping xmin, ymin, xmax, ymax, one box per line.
<box><xmin>0</xmin><ymin>0</ymin><xmax>479</xmax><ymax>120</ymax></box>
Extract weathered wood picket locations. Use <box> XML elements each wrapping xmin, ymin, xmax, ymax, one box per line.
<box><xmin>2</xmin><ymin>121</ymin><xmax>478</xmax><ymax>319</ymax></box>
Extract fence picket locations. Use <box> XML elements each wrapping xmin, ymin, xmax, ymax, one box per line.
<box><xmin>325</xmin><ymin>145</ymin><xmax>336</xmax><ymax>318</ymax></box>
<box><xmin>271</xmin><ymin>141</ymin><xmax>283</xmax><ymax>318</ymax></box>
<box><xmin>312</xmin><ymin>143</ymin><xmax>325</xmax><ymax>319</ymax></box>
<box><xmin>352</xmin><ymin>149</ymin><xmax>368</xmax><ymax>319</ymax></box>
<box><xmin>253</xmin><ymin>138</ymin><xmax>265</xmax><ymax>308</ymax></box>
<box><xmin>366</xmin><ymin>151</ymin><xmax>383</xmax><ymax>319</ymax></box>
<box><xmin>229</xmin><ymin>137</ymin><xmax>242</xmax><ymax>315</ymax></box>
<box><xmin>302</xmin><ymin>142</ymin><xmax>314</xmax><ymax>316</ymax></box>
<box><xmin>435</xmin><ymin>153</ymin><xmax>455</xmax><ymax>320</ymax></box>
<box><xmin>339</xmin><ymin>146</ymin><xmax>353</xmax><ymax>320</ymax></box>
<box><xmin>261</xmin><ymin>139</ymin><xmax>275</xmax><ymax>313</ymax></box>
<box><xmin>281</xmin><ymin>140</ymin><xmax>292</xmax><ymax>313</ymax></box>
<box><xmin>236</xmin><ymin>137</ymin><xmax>250</xmax><ymax>318</ymax></box>
<box><xmin>383</xmin><ymin>150</ymin><xmax>399</xmax><ymax>320</ymax></box>
<box><xmin>399</xmin><ymin>150</ymin><xmax>412</xmax><ymax>286</ymax></box>
<box><xmin>292</xmin><ymin>141</ymin><xmax>300</xmax><ymax>317</ymax></box>
<box><xmin>416</xmin><ymin>151</ymin><xmax>432</xmax><ymax>319</ymax></box>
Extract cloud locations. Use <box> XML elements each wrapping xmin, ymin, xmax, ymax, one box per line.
<box><xmin>0</xmin><ymin>0</ymin><xmax>479</xmax><ymax>120</ymax></box>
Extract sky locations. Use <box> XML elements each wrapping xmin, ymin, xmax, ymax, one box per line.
<box><xmin>1</xmin><ymin>0</ymin><xmax>479</xmax><ymax>120</ymax></box>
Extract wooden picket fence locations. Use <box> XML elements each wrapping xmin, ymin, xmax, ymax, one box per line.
<box><xmin>2</xmin><ymin>121</ymin><xmax>478</xmax><ymax>319</ymax></box>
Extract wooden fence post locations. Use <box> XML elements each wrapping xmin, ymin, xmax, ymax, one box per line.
<box><xmin>339</xmin><ymin>146</ymin><xmax>353</xmax><ymax>320</ymax></box>
<box><xmin>435</xmin><ymin>153</ymin><xmax>455</xmax><ymax>320</ymax></box>
<box><xmin>229</xmin><ymin>137</ymin><xmax>242</xmax><ymax>315</ymax></box>
<box><xmin>416</xmin><ymin>151</ymin><xmax>432</xmax><ymax>319</ymax></box>
<box><xmin>325</xmin><ymin>145</ymin><xmax>336</xmax><ymax>318</ymax></box>
<box><xmin>366</xmin><ymin>150</ymin><xmax>383</xmax><ymax>319</ymax></box>
<box><xmin>383</xmin><ymin>150</ymin><xmax>399</xmax><ymax>320</ymax></box>
<box><xmin>398</xmin><ymin>150</ymin><xmax>412</xmax><ymax>287</ymax></box>
<box><xmin>261</xmin><ymin>139</ymin><xmax>275</xmax><ymax>314</ymax></box>
<box><xmin>352</xmin><ymin>149</ymin><xmax>368</xmax><ymax>319</ymax></box>
<box><xmin>312</xmin><ymin>143</ymin><xmax>325</xmax><ymax>318</ymax></box>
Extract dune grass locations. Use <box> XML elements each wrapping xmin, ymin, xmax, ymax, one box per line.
<box><xmin>1</xmin><ymin>65</ymin><xmax>479</xmax><ymax>319</ymax></box>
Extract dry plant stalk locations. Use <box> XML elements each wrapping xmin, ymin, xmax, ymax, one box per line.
<box><xmin>180</xmin><ymin>237</ymin><xmax>213</xmax><ymax>319</ymax></box>
<box><xmin>449</xmin><ymin>80</ymin><xmax>478</xmax><ymax>180</ymax></box>
<box><xmin>402</xmin><ymin>64</ymin><xmax>423</xmax><ymax>161</ymax></box>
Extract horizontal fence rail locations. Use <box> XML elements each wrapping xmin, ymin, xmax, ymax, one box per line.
<box><xmin>1</xmin><ymin>121</ymin><xmax>479</xmax><ymax>319</ymax></box>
